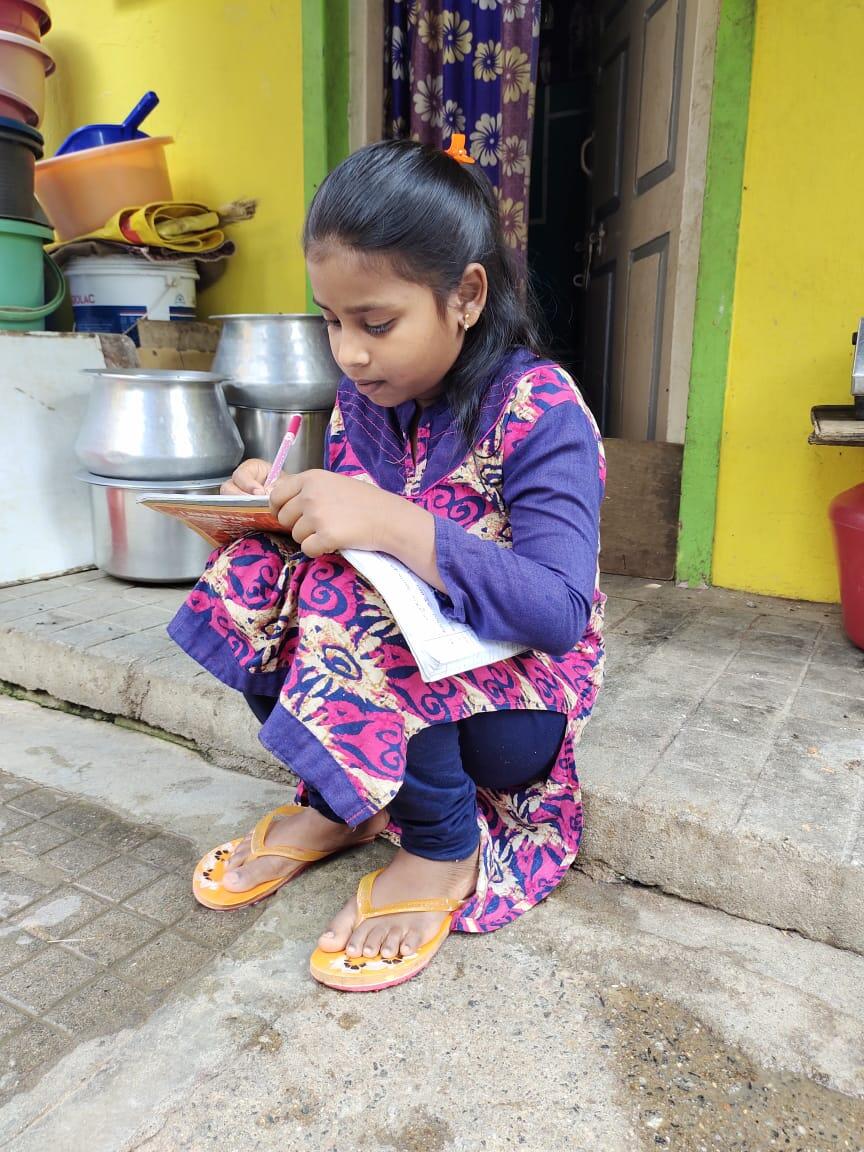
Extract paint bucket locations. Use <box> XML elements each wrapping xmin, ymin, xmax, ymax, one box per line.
<box><xmin>65</xmin><ymin>254</ymin><xmax>198</xmax><ymax>343</ymax></box>
<box><xmin>0</xmin><ymin>215</ymin><xmax>63</xmax><ymax>330</ymax></box>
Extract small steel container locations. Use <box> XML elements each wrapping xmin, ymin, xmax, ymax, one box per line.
<box><xmin>210</xmin><ymin>313</ymin><xmax>340</xmax><ymax>411</ymax></box>
<box><xmin>77</xmin><ymin>470</ymin><xmax>227</xmax><ymax>584</ymax></box>
<box><xmin>229</xmin><ymin>406</ymin><xmax>331</xmax><ymax>473</ymax></box>
<box><xmin>75</xmin><ymin>368</ymin><xmax>244</xmax><ymax>481</ymax></box>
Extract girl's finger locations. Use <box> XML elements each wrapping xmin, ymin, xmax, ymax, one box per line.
<box><xmin>269</xmin><ymin>471</ymin><xmax>304</xmax><ymax>507</ymax></box>
<box><xmin>299</xmin><ymin>532</ymin><xmax>327</xmax><ymax>558</ymax></box>
<box><xmin>276</xmin><ymin>494</ymin><xmax>304</xmax><ymax>531</ymax></box>
<box><xmin>290</xmin><ymin>512</ymin><xmax>313</xmax><ymax>542</ymax></box>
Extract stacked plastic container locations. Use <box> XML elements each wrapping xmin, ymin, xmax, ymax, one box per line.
<box><xmin>33</xmin><ymin>88</ymin><xmax>186</xmax><ymax>344</ymax></box>
<box><xmin>0</xmin><ymin>0</ymin><xmax>64</xmax><ymax>330</ymax></box>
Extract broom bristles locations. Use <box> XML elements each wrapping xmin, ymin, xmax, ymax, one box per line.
<box><xmin>216</xmin><ymin>198</ymin><xmax>259</xmax><ymax>224</ymax></box>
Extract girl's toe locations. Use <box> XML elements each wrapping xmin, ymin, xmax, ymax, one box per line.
<box><xmin>220</xmin><ymin>855</ymin><xmax>279</xmax><ymax>892</ymax></box>
<box><xmin>400</xmin><ymin>928</ymin><xmax>423</xmax><ymax>956</ymax></box>
<box><xmin>221</xmin><ymin>866</ymin><xmax>255</xmax><ymax>892</ymax></box>
<box><xmin>362</xmin><ymin>924</ymin><xmax>387</xmax><ymax>957</ymax></box>
<box><xmin>225</xmin><ymin>838</ymin><xmax>251</xmax><ymax>870</ymax></box>
<box><xmin>345</xmin><ymin>923</ymin><xmax>370</xmax><ymax>957</ymax></box>
<box><xmin>317</xmin><ymin>900</ymin><xmax>356</xmax><ymax>952</ymax></box>
<box><xmin>380</xmin><ymin>926</ymin><xmax>403</xmax><ymax>959</ymax></box>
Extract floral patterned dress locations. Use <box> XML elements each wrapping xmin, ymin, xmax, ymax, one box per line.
<box><xmin>168</xmin><ymin>351</ymin><xmax>606</xmax><ymax>933</ymax></box>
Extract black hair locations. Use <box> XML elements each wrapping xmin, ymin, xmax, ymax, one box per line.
<box><xmin>303</xmin><ymin>138</ymin><xmax>544</xmax><ymax>447</ymax></box>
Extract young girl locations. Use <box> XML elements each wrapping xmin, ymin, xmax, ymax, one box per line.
<box><xmin>169</xmin><ymin>138</ymin><xmax>606</xmax><ymax>992</ymax></box>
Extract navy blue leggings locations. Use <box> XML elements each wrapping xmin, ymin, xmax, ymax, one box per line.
<box><xmin>244</xmin><ymin>693</ymin><xmax>566</xmax><ymax>861</ymax></box>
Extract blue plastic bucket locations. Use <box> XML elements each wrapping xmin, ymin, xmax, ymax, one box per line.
<box><xmin>0</xmin><ymin>216</ymin><xmax>64</xmax><ymax>331</ymax></box>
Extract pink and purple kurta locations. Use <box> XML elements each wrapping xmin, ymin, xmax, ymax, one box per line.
<box><xmin>169</xmin><ymin>350</ymin><xmax>606</xmax><ymax>933</ymax></box>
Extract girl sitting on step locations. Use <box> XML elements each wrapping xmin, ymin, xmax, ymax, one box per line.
<box><xmin>168</xmin><ymin>138</ymin><xmax>606</xmax><ymax>992</ymax></box>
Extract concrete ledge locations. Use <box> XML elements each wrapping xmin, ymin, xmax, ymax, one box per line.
<box><xmin>0</xmin><ymin>621</ymin><xmax>281</xmax><ymax>782</ymax></box>
<box><xmin>581</xmin><ymin>792</ymin><xmax>863</xmax><ymax>956</ymax></box>
<box><xmin>1</xmin><ymin>570</ymin><xmax>861</xmax><ymax>956</ymax></box>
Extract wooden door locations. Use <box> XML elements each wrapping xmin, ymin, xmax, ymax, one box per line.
<box><xmin>586</xmin><ymin>0</ymin><xmax>717</xmax><ymax>442</ymax></box>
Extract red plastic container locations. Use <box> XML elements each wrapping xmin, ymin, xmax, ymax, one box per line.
<box><xmin>829</xmin><ymin>482</ymin><xmax>864</xmax><ymax>651</ymax></box>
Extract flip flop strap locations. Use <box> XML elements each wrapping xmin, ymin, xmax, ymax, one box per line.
<box><xmin>355</xmin><ymin>869</ymin><xmax>465</xmax><ymax>923</ymax></box>
<box><xmin>249</xmin><ymin>805</ymin><xmax>331</xmax><ymax>864</ymax></box>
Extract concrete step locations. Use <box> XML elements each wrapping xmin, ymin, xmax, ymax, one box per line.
<box><xmin>1</xmin><ymin>568</ymin><xmax>862</xmax><ymax>955</ymax></box>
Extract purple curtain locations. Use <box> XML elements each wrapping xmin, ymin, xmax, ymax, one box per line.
<box><xmin>385</xmin><ymin>1</ymin><xmax>541</xmax><ymax>262</ymax></box>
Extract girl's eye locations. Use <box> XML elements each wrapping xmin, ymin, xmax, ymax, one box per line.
<box><xmin>323</xmin><ymin>317</ymin><xmax>340</xmax><ymax>329</ymax></box>
<box><xmin>365</xmin><ymin>320</ymin><xmax>394</xmax><ymax>336</ymax></box>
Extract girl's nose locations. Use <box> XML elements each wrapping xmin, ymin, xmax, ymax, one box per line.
<box><xmin>336</xmin><ymin>332</ymin><xmax>372</xmax><ymax>372</ymax></box>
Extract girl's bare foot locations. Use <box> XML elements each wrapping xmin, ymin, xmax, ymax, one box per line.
<box><xmin>316</xmin><ymin>847</ymin><xmax>479</xmax><ymax>958</ymax></box>
<box><xmin>220</xmin><ymin>806</ymin><xmax>388</xmax><ymax>892</ymax></box>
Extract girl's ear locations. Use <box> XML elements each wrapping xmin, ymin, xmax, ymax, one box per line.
<box><xmin>451</xmin><ymin>262</ymin><xmax>488</xmax><ymax>329</ymax></box>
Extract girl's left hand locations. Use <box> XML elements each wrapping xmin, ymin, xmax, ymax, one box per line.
<box><xmin>269</xmin><ymin>469</ymin><xmax>395</xmax><ymax>557</ymax></box>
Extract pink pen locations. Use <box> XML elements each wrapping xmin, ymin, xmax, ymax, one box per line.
<box><xmin>263</xmin><ymin>413</ymin><xmax>303</xmax><ymax>491</ymax></box>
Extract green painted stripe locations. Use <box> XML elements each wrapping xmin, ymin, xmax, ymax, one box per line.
<box><xmin>325</xmin><ymin>1</ymin><xmax>350</xmax><ymax>173</ymax></box>
<box><xmin>676</xmin><ymin>0</ymin><xmax>755</xmax><ymax>586</ymax></box>
<box><xmin>301</xmin><ymin>0</ymin><xmax>350</xmax><ymax>311</ymax></box>
<box><xmin>302</xmin><ymin>0</ymin><xmax>327</xmax><ymax>311</ymax></box>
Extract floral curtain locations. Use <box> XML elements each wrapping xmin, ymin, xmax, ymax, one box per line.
<box><xmin>385</xmin><ymin>1</ymin><xmax>541</xmax><ymax>261</ymax></box>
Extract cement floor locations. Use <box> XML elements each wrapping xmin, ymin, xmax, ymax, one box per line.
<box><xmin>0</xmin><ymin>696</ymin><xmax>862</xmax><ymax>1151</ymax></box>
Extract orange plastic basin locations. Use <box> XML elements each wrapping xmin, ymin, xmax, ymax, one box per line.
<box><xmin>35</xmin><ymin>136</ymin><xmax>173</xmax><ymax>241</ymax></box>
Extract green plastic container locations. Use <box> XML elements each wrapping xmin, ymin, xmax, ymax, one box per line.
<box><xmin>0</xmin><ymin>217</ymin><xmax>65</xmax><ymax>331</ymax></box>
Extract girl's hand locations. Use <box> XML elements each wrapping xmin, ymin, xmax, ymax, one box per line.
<box><xmin>221</xmin><ymin>458</ymin><xmax>270</xmax><ymax>496</ymax></box>
<box><xmin>269</xmin><ymin>470</ymin><xmax>394</xmax><ymax>557</ymax></box>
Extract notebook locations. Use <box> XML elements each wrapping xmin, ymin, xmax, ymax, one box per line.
<box><xmin>137</xmin><ymin>493</ymin><xmax>284</xmax><ymax>548</ymax></box>
<box><xmin>139</xmin><ymin>493</ymin><xmax>526</xmax><ymax>682</ymax></box>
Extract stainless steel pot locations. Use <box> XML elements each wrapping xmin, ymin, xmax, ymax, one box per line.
<box><xmin>210</xmin><ymin>314</ymin><xmax>340</xmax><ymax>410</ymax></box>
<box><xmin>230</xmin><ymin>406</ymin><xmax>330</xmax><ymax>474</ymax></box>
<box><xmin>77</xmin><ymin>470</ymin><xmax>226</xmax><ymax>584</ymax></box>
<box><xmin>75</xmin><ymin>369</ymin><xmax>244</xmax><ymax>481</ymax></box>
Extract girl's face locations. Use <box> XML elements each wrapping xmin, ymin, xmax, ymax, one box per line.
<box><xmin>308</xmin><ymin>244</ymin><xmax>484</xmax><ymax>408</ymax></box>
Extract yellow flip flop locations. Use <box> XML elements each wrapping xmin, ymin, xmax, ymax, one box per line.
<box><xmin>309</xmin><ymin>868</ymin><xmax>466</xmax><ymax>991</ymax></box>
<box><xmin>192</xmin><ymin>804</ymin><xmax>377</xmax><ymax>911</ymax></box>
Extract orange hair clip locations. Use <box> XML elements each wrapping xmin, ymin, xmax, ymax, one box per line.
<box><xmin>444</xmin><ymin>133</ymin><xmax>475</xmax><ymax>164</ymax></box>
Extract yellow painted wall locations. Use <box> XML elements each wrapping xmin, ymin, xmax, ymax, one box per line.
<box><xmin>712</xmin><ymin>1</ymin><xmax>863</xmax><ymax>602</ymax></box>
<box><xmin>41</xmin><ymin>0</ymin><xmax>307</xmax><ymax>315</ymax></box>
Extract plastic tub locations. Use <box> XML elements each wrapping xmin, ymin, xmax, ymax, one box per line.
<box><xmin>0</xmin><ymin>1</ymin><xmax>51</xmax><ymax>40</ymax></box>
<box><xmin>35</xmin><ymin>135</ymin><xmax>173</xmax><ymax>241</ymax></box>
<box><xmin>0</xmin><ymin>89</ymin><xmax>34</xmax><ymax>123</ymax></box>
<box><xmin>0</xmin><ymin>115</ymin><xmax>42</xmax><ymax>220</ymax></box>
<box><xmin>0</xmin><ymin>216</ymin><xmax>64</xmax><ymax>330</ymax></box>
<box><xmin>829</xmin><ymin>482</ymin><xmax>864</xmax><ymax>651</ymax></box>
<box><xmin>66</xmin><ymin>255</ymin><xmax>197</xmax><ymax>341</ymax></box>
<box><xmin>0</xmin><ymin>30</ymin><xmax>53</xmax><ymax>127</ymax></box>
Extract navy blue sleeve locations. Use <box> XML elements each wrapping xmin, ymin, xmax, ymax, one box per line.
<box><xmin>434</xmin><ymin>400</ymin><xmax>602</xmax><ymax>656</ymax></box>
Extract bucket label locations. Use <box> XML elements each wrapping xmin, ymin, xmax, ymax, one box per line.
<box><xmin>72</xmin><ymin>304</ymin><xmax>197</xmax><ymax>345</ymax></box>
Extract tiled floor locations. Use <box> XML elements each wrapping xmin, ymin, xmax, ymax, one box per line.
<box><xmin>0</xmin><ymin>773</ymin><xmax>262</xmax><ymax>1100</ymax></box>
<box><xmin>584</xmin><ymin>574</ymin><xmax>863</xmax><ymax>859</ymax></box>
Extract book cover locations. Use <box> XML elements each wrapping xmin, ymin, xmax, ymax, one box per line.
<box><xmin>137</xmin><ymin>493</ymin><xmax>290</xmax><ymax>548</ymax></box>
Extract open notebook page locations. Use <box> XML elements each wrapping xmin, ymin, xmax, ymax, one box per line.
<box><xmin>342</xmin><ymin>548</ymin><xmax>525</xmax><ymax>683</ymax></box>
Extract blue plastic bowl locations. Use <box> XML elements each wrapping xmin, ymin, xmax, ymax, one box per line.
<box><xmin>56</xmin><ymin>126</ymin><xmax>150</xmax><ymax>155</ymax></box>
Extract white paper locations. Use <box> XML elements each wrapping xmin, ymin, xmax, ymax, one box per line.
<box><xmin>342</xmin><ymin>549</ymin><xmax>525</xmax><ymax>682</ymax></box>
<box><xmin>138</xmin><ymin>493</ymin><xmax>269</xmax><ymax>508</ymax></box>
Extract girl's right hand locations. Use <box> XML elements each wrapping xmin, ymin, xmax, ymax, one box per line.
<box><xmin>221</xmin><ymin>458</ymin><xmax>270</xmax><ymax>496</ymax></box>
